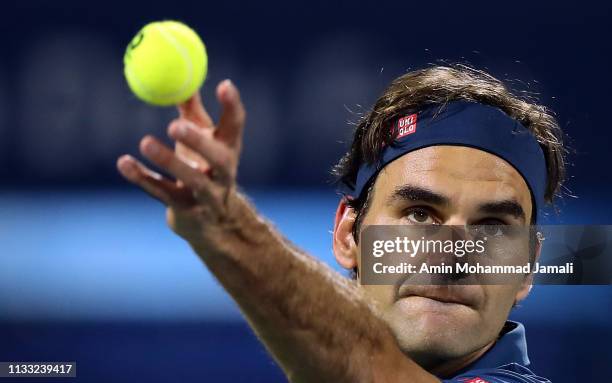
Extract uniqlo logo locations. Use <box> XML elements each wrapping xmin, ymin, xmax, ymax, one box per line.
<box><xmin>461</xmin><ymin>378</ymin><xmax>490</xmax><ymax>383</ymax></box>
<box><xmin>396</xmin><ymin>114</ymin><xmax>417</xmax><ymax>139</ymax></box>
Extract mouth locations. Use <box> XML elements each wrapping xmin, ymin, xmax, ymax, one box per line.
<box><xmin>396</xmin><ymin>285</ymin><xmax>480</xmax><ymax>309</ymax></box>
<box><xmin>405</xmin><ymin>294</ymin><xmax>466</xmax><ymax>306</ymax></box>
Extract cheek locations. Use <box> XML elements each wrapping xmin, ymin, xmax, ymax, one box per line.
<box><xmin>481</xmin><ymin>285</ymin><xmax>519</xmax><ymax>319</ymax></box>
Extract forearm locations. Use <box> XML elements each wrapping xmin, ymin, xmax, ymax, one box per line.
<box><xmin>188</xmin><ymin>190</ymin><xmax>374</xmax><ymax>381</ymax></box>
<box><xmin>187</xmin><ymin>191</ymin><xmax>436</xmax><ymax>382</ymax></box>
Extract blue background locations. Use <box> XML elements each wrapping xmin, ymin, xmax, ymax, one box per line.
<box><xmin>1</xmin><ymin>1</ymin><xmax>611</xmax><ymax>382</ymax></box>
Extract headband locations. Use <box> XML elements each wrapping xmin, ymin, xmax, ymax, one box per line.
<box><xmin>344</xmin><ymin>101</ymin><xmax>547</xmax><ymax>222</ymax></box>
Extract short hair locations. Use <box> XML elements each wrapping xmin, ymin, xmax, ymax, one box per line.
<box><xmin>333</xmin><ymin>64</ymin><xmax>567</xmax><ymax>243</ymax></box>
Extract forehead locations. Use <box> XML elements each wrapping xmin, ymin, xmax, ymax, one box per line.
<box><xmin>373</xmin><ymin>146</ymin><xmax>533</xmax><ymax>215</ymax></box>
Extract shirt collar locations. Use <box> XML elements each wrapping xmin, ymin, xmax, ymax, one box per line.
<box><xmin>468</xmin><ymin>320</ymin><xmax>531</xmax><ymax>371</ymax></box>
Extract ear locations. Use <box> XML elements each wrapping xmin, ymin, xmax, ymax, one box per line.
<box><xmin>333</xmin><ymin>198</ymin><xmax>359</xmax><ymax>270</ymax></box>
<box><xmin>515</xmin><ymin>231</ymin><xmax>543</xmax><ymax>302</ymax></box>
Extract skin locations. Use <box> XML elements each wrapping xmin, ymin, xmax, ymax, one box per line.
<box><xmin>117</xmin><ymin>81</ymin><xmax>438</xmax><ymax>382</ymax></box>
<box><xmin>333</xmin><ymin>146</ymin><xmax>540</xmax><ymax>377</ymax></box>
<box><xmin>117</xmin><ymin>80</ymin><xmax>539</xmax><ymax>381</ymax></box>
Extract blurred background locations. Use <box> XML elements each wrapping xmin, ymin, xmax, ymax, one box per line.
<box><xmin>0</xmin><ymin>0</ymin><xmax>611</xmax><ymax>382</ymax></box>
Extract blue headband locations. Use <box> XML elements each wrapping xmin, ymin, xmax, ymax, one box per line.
<box><xmin>345</xmin><ymin>101</ymin><xmax>547</xmax><ymax>222</ymax></box>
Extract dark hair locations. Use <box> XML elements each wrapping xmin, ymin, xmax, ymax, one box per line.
<box><xmin>333</xmin><ymin>64</ymin><xmax>567</xmax><ymax>244</ymax></box>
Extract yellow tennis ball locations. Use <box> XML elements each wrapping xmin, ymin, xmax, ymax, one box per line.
<box><xmin>123</xmin><ymin>20</ymin><xmax>208</xmax><ymax>106</ymax></box>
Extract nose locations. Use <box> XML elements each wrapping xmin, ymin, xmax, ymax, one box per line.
<box><xmin>444</xmin><ymin>216</ymin><xmax>469</xmax><ymax>226</ymax></box>
<box><xmin>426</xmin><ymin>221</ymin><xmax>473</xmax><ymax>283</ymax></box>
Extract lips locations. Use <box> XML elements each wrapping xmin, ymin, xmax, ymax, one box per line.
<box><xmin>396</xmin><ymin>285</ymin><xmax>481</xmax><ymax>308</ymax></box>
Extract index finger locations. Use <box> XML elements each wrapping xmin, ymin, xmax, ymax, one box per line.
<box><xmin>177</xmin><ymin>91</ymin><xmax>213</xmax><ymax>128</ymax></box>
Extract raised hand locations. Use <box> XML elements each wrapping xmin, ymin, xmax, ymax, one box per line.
<box><xmin>116</xmin><ymin>79</ymin><xmax>246</xmax><ymax>243</ymax></box>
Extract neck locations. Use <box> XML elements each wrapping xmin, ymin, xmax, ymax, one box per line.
<box><xmin>415</xmin><ymin>340</ymin><xmax>496</xmax><ymax>378</ymax></box>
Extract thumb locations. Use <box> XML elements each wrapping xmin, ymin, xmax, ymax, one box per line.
<box><xmin>177</xmin><ymin>91</ymin><xmax>213</xmax><ymax>128</ymax></box>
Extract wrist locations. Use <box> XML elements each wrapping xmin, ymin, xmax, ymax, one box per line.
<box><xmin>188</xmin><ymin>189</ymin><xmax>271</xmax><ymax>252</ymax></box>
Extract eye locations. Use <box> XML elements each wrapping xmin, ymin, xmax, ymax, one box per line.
<box><xmin>404</xmin><ymin>207</ymin><xmax>437</xmax><ymax>225</ymax></box>
<box><xmin>472</xmin><ymin>219</ymin><xmax>513</xmax><ymax>238</ymax></box>
<box><xmin>484</xmin><ymin>225</ymin><xmax>506</xmax><ymax>237</ymax></box>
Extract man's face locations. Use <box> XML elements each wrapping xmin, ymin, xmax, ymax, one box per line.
<box><xmin>333</xmin><ymin>146</ymin><xmax>535</xmax><ymax>366</ymax></box>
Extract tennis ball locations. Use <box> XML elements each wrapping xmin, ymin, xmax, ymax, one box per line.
<box><xmin>123</xmin><ymin>20</ymin><xmax>207</xmax><ymax>106</ymax></box>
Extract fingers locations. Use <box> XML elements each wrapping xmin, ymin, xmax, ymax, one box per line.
<box><xmin>139</xmin><ymin>136</ymin><xmax>216</xmax><ymax>199</ymax></box>
<box><xmin>168</xmin><ymin>120</ymin><xmax>235</xmax><ymax>184</ymax></box>
<box><xmin>176</xmin><ymin>80</ymin><xmax>245</xmax><ymax>149</ymax></box>
<box><xmin>121</xmin><ymin>80</ymin><xmax>245</xmax><ymax>205</ymax></box>
<box><xmin>215</xmin><ymin>79</ymin><xmax>246</xmax><ymax>149</ymax></box>
<box><xmin>116</xmin><ymin>155</ymin><xmax>194</xmax><ymax>206</ymax></box>
<box><xmin>178</xmin><ymin>92</ymin><xmax>214</xmax><ymax>128</ymax></box>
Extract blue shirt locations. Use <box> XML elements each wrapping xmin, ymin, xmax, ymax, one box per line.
<box><xmin>442</xmin><ymin>321</ymin><xmax>551</xmax><ymax>383</ymax></box>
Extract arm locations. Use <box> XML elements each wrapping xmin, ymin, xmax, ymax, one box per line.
<box><xmin>117</xmin><ymin>80</ymin><xmax>438</xmax><ymax>383</ymax></box>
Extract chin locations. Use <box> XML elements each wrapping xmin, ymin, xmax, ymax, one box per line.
<box><xmin>383</xmin><ymin>298</ymin><xmax>483</xmax><ymax>360</ymax></box>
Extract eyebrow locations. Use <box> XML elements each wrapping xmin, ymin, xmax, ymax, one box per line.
<box><xmin>387</xmin><ymin>184</ymin><xmax>527</xmax><ymax>221</ymax></box>
<box><xmin>477</xmin><ymin>200</ymin><xmax>526</xmax><ymax>222</ymax></box>
<box><xmin>387</xmin><ymin>185</ymin><xmax>450</xmax><ymax>206</ymax></box>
